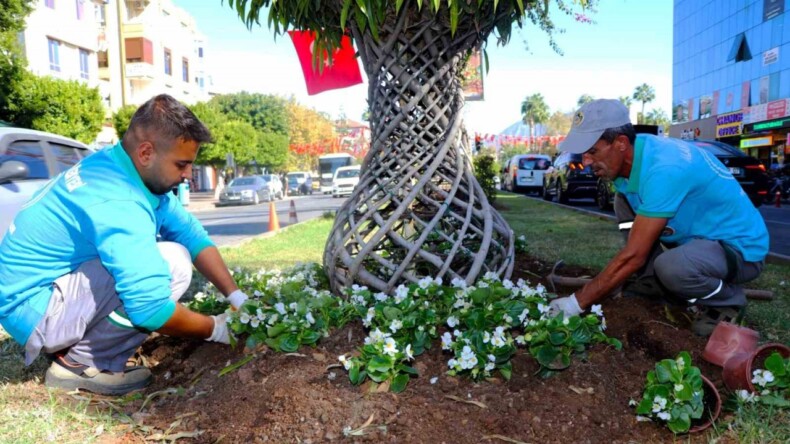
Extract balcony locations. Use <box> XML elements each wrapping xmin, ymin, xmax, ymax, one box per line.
<box><xmin>126</xmin><ymin>62</ymin><xmax>154</xmax><ymax>79</ymax></box>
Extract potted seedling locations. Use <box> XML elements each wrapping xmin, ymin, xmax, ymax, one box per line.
<box><xmin>722</xmin><ymin>343</ymin><xmax>790</xmax><ymax>393</ymax></box>
<box><xmin>635</xmin><ymin>351</ymin><xmax>722</xmax><ymax>434</ymax></box>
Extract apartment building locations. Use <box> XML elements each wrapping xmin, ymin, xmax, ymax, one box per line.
<box><xmin>20</xmin><ymin>0</ymin><xmax>104</xmax><ymax>88</ymax></box>
<box><xmin>98</xmin><ymin>0</ymin><xmax>213</xmax><ymax>109</ymax></box>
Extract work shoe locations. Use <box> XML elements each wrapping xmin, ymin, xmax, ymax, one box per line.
<box><xmin>45</xmin><ymin>356</ymin><xmax>152</xmax><ymax>395</ymax></box>
<box><xmin>691</xmin><ymin>305</ymin><xmax>745</xmax><ymax>337</ymax></box>
<box><xmin>621</xmin><ymin>276</ymin><xmax>670</xmax><ymax>300</ymax></box>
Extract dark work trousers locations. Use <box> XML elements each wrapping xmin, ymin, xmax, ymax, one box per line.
<box><xmin>613</xmin><ymin>193</ymin><xmax>763</xmax><ymax>308</ymax></box>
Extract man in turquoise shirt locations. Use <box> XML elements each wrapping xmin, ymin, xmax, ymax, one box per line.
<box><xmin>0</xmin><ymin>95</ymin><xmax>249</xmax><ymax>394</ymax></box>
<box><xmin>548</xmin><ymin>99</ymin><xmax>768</xmax><ymax>336</ymax></box>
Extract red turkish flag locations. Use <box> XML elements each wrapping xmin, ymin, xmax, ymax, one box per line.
<box><xmin>288</xmin><ymin>30</ymin><xmax>363</xmax><ymax>95</ymax></box>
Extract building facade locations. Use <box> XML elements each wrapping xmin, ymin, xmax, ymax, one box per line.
<box><xmin>672</xmin><ymin>0</ymin><xmax>789</xmax><ymax>168</ymax></box>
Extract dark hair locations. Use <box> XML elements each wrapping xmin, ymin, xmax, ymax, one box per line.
<box><xmin>124</xmin><ymin>94</ymin><xmax>213</xmax><ymax>148</ymax></box>
<box><xmin>600</xmin><ymin>123</ymin><xmax>636</xmax><ymax>145</ymax></box>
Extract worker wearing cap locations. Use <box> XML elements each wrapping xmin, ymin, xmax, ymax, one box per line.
<box><xmin>548</xmin><ymin>99</ymin><xmax>768</xmax><ymax>336</ymax></box>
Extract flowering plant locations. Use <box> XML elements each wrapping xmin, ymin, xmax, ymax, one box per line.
<box><xmin>514</xmin><ymin>234</ymin><xmax>528</xmax><ymax>254</ymax></box>
<box><xmin>339</xmin><ymin>328</ymin><xmax>418</xmax><ymax>393</ymax></box>
<box><xmin>635</xmin><ymin>351</ymin><xmax>706</xmax><ymax>434</ymax></box>
<box><xmin>747</xmin><ymin>351</ymin><xmax>790</xmax><ymax>407</ymax></box>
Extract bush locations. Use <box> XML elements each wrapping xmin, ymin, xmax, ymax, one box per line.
<box><xmin>473</xmin><ymin>154</ymin><xmax>498</xmax><ymax>203</ymax></box>
<box><xmin>111</xmin><ymin>104</ymin><xmax>137</xmax><ymax>141</ymax></box>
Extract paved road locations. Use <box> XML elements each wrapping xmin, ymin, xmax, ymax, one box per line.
<box><xmin>191</xmin><ymin>194</ymin><xmax>347</xmax><ymax>247</ymax></box>
<box><xmin>526</xmin><ymin>194</ymin><xmax>790</xmax><ymax>257</ymax></box>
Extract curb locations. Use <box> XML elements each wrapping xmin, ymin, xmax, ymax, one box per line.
<box><xmin>521</xmin><ymin>195</ymin><xmax>790</xmax><ymax>266</ymax></box>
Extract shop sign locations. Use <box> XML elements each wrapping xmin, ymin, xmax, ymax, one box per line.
<box><xmin>715</xmin><ymin>112</ymin><xmax>743</xmax><ymax>138</ymax></box>
<box><xmin>768</xmin><ymin>99</ymin><xmax>787</xmax><ymax>119</ymax></box>
<box><xmin>764</xmin><ymin>47</ymin><xmax>780</xmax><ymax>65</ymax></box>
<box><xmin>740</xmin><ymin>136</ymin><xmax>773</xmax><ymax>148</ymax></box>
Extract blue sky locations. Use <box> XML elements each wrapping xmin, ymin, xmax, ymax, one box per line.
<box><xmin>173</xmin><ymin>0</ymin><xmax>673</xmax><ymax>135</ymax></box>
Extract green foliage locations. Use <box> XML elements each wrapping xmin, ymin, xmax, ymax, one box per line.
<box><xmin>256</xmin><ymin>130</ymin><xmax>289</xmax><ymax>171</ymax></box>
<box><xmin>635</xmin><ymin>352</ymin><xmax>707</xmax><ymax>434</ymax></box>
<box><xmin>643</xmin><ymin>108</ymin><xmax>670</xmax><ymax>135</ymax></box>
<box><xmin>633</xmin><ymin>83</ymin><xmax>656</xmax><ymax>123</ymax></box>
<box><xmin>473</xmin><ymin>154</ymin><xmax>498</xmax><ymax>203</ymax></box>
<box><xmin>576</xmin><ymin>94</ymin><xmax>595</xmax><ymax>108</ymax></box>
<box><xmin>746</xmin><ymin>351</ymin><xmax>790</xmax><ymax>407</ymax></box>
<box><xmin>0</xmin><ymin>0</ymin><xmax>33</xmax><ymax>121</ymax></box>
<box><xmin>227</xmin><ymin>0</ymin><xmax>596</xmax><ymax>56</ymax></box>
<box><xmin>5</xmin><ymin>75</ymin><xmax>104</xmax><ymax>143</ymax></box>
<box><xmin>210</xmin><ymin>92</ymin><xmax>289</xmax><ymax>135</ymax></box>
<box><xmin>111</xmin><ymin>105</ymin><xmax>137</xmax><ymax>140</ymax></box>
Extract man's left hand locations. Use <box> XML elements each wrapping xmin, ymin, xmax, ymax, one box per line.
<box><xmin>548</xmin><ymin>293</ymin><xmax>583</xmax><ymax>318</ymax></box>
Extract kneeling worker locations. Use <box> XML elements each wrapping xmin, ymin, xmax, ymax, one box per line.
<box><xmin>549</xmin><ymin>99</ymin><xmax>768</xmax><ymax>336</ymax></box>
<box><xmin>0</xmin><ymin>94</ymin><xmax>248</xmax><ymax>395</ymax></box>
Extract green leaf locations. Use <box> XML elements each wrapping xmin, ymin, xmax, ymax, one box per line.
<box><xmin>765</xmin><ymin>352</ymin><xmax>787</xmax><ymax>376</ymax></box>
<box><xmin>635</xmin><ymin>397</ymin><xmax>652</xmax><ymax>415</ymax></box>
<box><xmin>515</xmin><ymin>0</ymin><xmax>525</xmax><ymax>14</ymax></box>
<box><xmin>279</xmin><ymin>334</ymin><xmax>300</xmax><ymax>353</ymax></box>
<box><xmin>301</xmin><ymin>330</ymin><xmax>322</xmax><ymax>345</ymax></box>
<box><xmin>549</xmin><ymin>330</ymin><xmax>569</xmax><ymax>346</ymax></box>
<box><xmin>758</xmin><ymin>393</ymin><xmax>790</xmax><ymax>407</ymax></box>
<box><xmin>499</xmin><ymin>362</ymin><xmax>512</xmax><ymax>380</ymax></box>
<box><xmin>675</xmin><ymin>382</ymin><xmax>694</xmax><ymax>401</ymax></box>
<box><xmin>395</xmin><ymin>0</ymin><xmax>404</xmax><ymax>14</ymax></box>
<box><xmin>483</xmin><ymin>48</ymin><xmax>490</xmax><ymax>75</ymax></box>
<box><xmin>383</xmin><ymin>306</ymin><xmax>403</xmax><ymax>320</ymax></box>
<box><xmin>449</xmin><ymin>0</ymin><xmax>459</xmax><ymax>36</ymax></box>
<box><xmin>267</xmin><ymin>323</ymin><xmax>286</xmax><ymax>338</ymax></box>
<box><xmin>340</xmin><ymin>0</ymin><xmax>352</xmax><ymax>30</ymax></box>
<box><xmin>368</xmin><ymin>356</ymin><xmax>392</xmax><ymax>373</ymax></box>
<box><xmin>655</xmin><ymin>361</ymin><xmax>673</xmax><ymax>383</ymax></box>
<box><xmin>534</xmin><ymin>345</ymin><xmax>559</xmax><ymax>368</ymax></box>
<box><xmin>391</xmin><ymin>373</ymin><xmax>410</xmax><ymax>393</ymax></box>
<box><xmin>397</xmin><ymin>364</ymin><xmax>419</xmax><ymax>375</ymax></box>
<box><xmin>349</xmin><ymin>365</ymin><xmax>363</xmax><ymax>385</ymax></box>
<box><xmin>667</xmin><ymin>412</ymin><xmax>691</xmax><ymax>434</ymax></box>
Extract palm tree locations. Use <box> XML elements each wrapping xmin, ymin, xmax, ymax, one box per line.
<box><xmin>577</xmin><ymin>94</ymin><xmax>595</xmax><ymax>108</ymax></box>
<box><xmin>644</xmin><ymin>108</ymin><xmax>670</xmax><ymax>135</ymax></box>
<box><xmin>633</xmin><ymin>84</ymin><xmax>656</xmax><ymax>124</ymax></box>
<box><xmin>520</xmin><ymin>93</ymin><xmax>550</xmax><ymax>152</ymax></box>
<box><xmin>618</xmin><ymin>95</ymin><xmax>633</xmax><ymax>111</ymax></box>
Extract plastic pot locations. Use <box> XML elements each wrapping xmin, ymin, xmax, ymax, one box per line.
<box><xmin>722</xmin><ymin>343</ymin><xmax>790</xmax><ymax>392</ymax></box>
<box><xmin>688</xmin><ymin>374</ymin><xmax>722</xmax><ymax>434</ymax></box>
<box><xmin>701</xmin><ymin>321</ymin><xmax>759</xmax><ymax>367</ymax></box>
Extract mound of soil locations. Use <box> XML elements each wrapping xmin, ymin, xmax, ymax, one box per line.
<box><xmin>115</xmin><ymin>254</ymin><xmax>724</xmax><ymax>443</ymax></box>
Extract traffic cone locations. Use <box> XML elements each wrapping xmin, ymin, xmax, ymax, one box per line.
<box><xmin>288</xmin><ymin>199</ymin><xmax>298</xmax><ymax>224</ymax></box>
<box><xmin>268</xmin><ymin>201</ymin><xmax>280</xmax><ymax>231</ymax></box>
<box><xmin>776</xmin><ymin>190</ymin><xmax>782</xmax><ymax>208</ymax></box>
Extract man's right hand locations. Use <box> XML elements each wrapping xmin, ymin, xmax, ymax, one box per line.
<box><xmin>207</xmin><ymin>313</ymin><xmax>231</xmax><ymax>344</ymax></box>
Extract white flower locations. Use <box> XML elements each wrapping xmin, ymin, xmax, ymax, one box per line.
<box><xmin>484</xmin><ymin>362</ymin><xmax>495</xmax><ymax>372</ymax></box>
<box><xmin>239</xmin><ymin>312</ymin><xmax>251</xmax><ymax>324</ymax></box>
<box><xmin>518</xmin><ymin>309</ymin><xmax>530</xmax><ymax>324</ymax></box>
<box><xmin>503</xmin><ymin>314</ymin><xmax>513</xmax><ymax>324</ymax></box>
<box><xmin>515</xmin><ymin>335</ymin><xmax>526</xmax><ymax>345</ymax></box>
<box><xmin>374</xmin><ymin>292</ymin><xmax>389</xmax><ymax>302</ymax></box>
<box><xmin>418</xmin><ymin>277</ymin><xmax>433</xmax><ymax>289</ymax></box>
<box><xmin>338</xmin><ymin>355</ymin><xmax>352</xmax><ymax>370</ymax></box>
<box><xmin>404</xmin><ymin>344</ymin><xmax>414</xmax><ymax>361</ymax></box>
<box><xmin>675</xmin><ymin>356</ymin><xmax>685</xmax><ymax>371</ymax></box>
<box><xmin>389</xmin><ymin>319</ymin><xmax>403</xmax><ymax>333</ymax></box>
<box><xmin>267</xmin><ymin>313</ymin><xmax>279</xmax><ymax>325</ymax></box>
<box><xmin>737</xmin><ymin>389</ymin><xmax>757</xmax><ymax>403</ymax></box>
<box><xmin>305</xmin><ymin>311</ymin><xmax>316</xmax><ymax>325</ymax></box>
<box><xmin>652</xmin><ymin>396</ymin><xmax>667</xmax><ymax>413</ymax></box>
<box><xmin>288</xmin><ymin>302</ymin><xmax>298</xmax><ymax>311</ymax></box>
<box><xmin>351</xmin><ymin>284</ymin><xmax>368</xmax><ymax>294</ymax></box>
<box><xmin>591</xmin><ymin>304</ymin><xmax>604</xmax><ymax>317</ymax></box>
<box><xmin>491</xmin><ymin>326</ymin><xmax>506</xmax><ymax>347</ymax></box>
<box><xmin>383</xmin><ymin>337</ymin><xmax>398</xmax><ymax>356</ymax></box>
<box><xmin>447</xmin><ymin>316</ymin><xmax>459</xmax><ymax>328</ymax></box>
<box><xmin>752</xmin><ymin>369</ymin><xmax>775</xmax><ymax>387</ymax></box>
<box><xmin>451</xmin><ymin>277</ymin><xmax>467</xmax><ymax>289</ymax></box>
<box><xmin>441</xmin><ymin>332</ymin><xmax>454</xmax><ymax>350</ymax></box>
<box><xmin>600</xmin><ymin>317</ymin><xmax>607</xmax><ymax>331</ymax></box>
<box><xmin>628</xmin><ymin>399</ymin><xmax>637</xmax><ymax>407</ymax></box>
<box><xmin>488</xmin><ymin>354</ymin><xmax>496</xmax><ymax>362</ymax></box>
<box><xmin>274</xmin><ymin>302</ymin><xmax>286</xmax><ymax>315</ymax></box>
<box><xmin>657</xmin><ymin>412</ymin><xmax>671</xmax><ymax>421</ymax></box>
<box><xmin>537</xmin><ymin>303</ymin><xmax>550</xmax><ymax>315</ymax></box>
<box><xmin>482</xmin><ymin>331</ymin><xmax>491</xmax><ymax>344</ymax></box>
<box><xmin>483</xmin><ymin>271</ymin><xmax>500</xmax><ymax>281</ymax></box>
<box><xmin>562</xmin><ymin>317</ymin><xmax>570</xmax><ymax>326</ymax></box>
<box><xmin>250</xmin><ymin>317</ymin><xmax>260</xmax><ymax>328</ymax></box>
<box><xmin>478</xmin><ymin>280</ymin><xmax>489</xmax><ymax>288</ymax></box>
<box><xmin>459</xmin><ymin>346</ymin><xmax>478</xmax><ymax>370</ymax></box>
<box><xmin>502</xmin><ymin>279</ymin><xmax>514</xmax><ymax>290</ymax></box>
<box><xmin>674</xmin><ymin>384</ymin><xmax>684</xmax><ymax>392</ymax></box>
<box><xmin>394</xmin><ymin>285</ymin><xmax>409</xmax><ymax>303</ymax></box>
<box><xmin>453</xmin><ymin>329</ymin><xmax>462</xmax><ymax>337</ymax></box>
<box><xmin>434</xmin><ymin>277</ymin><xmax>443</xmax><ymax>286</ymax></box>
<box><xmin>363</xmin><ymin>307</ymin><xmax>375</xmax><ymax>327</ymax></box>
<box><xmin>448</xmin><ymin>358</ymin><xmax>459</xmax><ymax>369</ymax></box>
<box><xmin>194</xmin><ymin>292</ymin><xmax>205</xmax><ymax>301</ymax></box>
<box><xmin>430</xmin><ymin>377</ymin><xmax>439</xmax><ymax>384</ymax></box>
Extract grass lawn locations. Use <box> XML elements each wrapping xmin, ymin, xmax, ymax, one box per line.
<box><xmin>1</xmin><ymin>191</ymin><xmax>788</xmax><ymax>442</ymax></box>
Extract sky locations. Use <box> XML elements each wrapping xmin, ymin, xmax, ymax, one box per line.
<box><xmin>172</xmin><ymin>0</ymin><xmax>673</xmax><ymax>136</ymax></box>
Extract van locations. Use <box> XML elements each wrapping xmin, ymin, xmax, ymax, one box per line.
<box><xmin>331</xmin><ymin>165</ymin><xmax>361</xmax><ymax>198</ymax></box>
<box><xmin>286</xmin><ymin>171</ymin><xmax>313</xmax><ymax>195</ymax></box>
<box><xmin>501</xmin><ymin>154</ymin><xmax>552</xmax><ymax>194</ymax></box>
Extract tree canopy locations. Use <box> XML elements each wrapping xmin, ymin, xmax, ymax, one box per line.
<box><xmin>0</xmin><ymin>0</ymin><xmax>33</xmax><ymax>120</ymax></box>
<box><xmin>210</xmin><ymin>92</ymin><xmax>289</xmax><ymax>136</ymax></box>
<box><xmin>633</xmin><ymin>83</ymin><xmax>656</xmax><ymax>123</ymax></box>
<box><xmin>227</xmin><ymin>0</ymin><xmax>596</xmax><ymax>56</ymax></box>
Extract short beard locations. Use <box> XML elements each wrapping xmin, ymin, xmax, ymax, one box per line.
<box><xmin>144</xmin><ymin>178</ymin><xmax>175</xmax><ymax>195</ymax></box>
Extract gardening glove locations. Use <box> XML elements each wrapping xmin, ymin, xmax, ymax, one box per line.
<box><xmin>227</xmin><ymin>289</ymin><xmax>248</xmax><ymax>310</ymax></box>
<box><xmin>548</xmin><ymin>293</ymin><xmax>583</xmax><ymax>318</ymax></box>
<box><xmin>207</xmin><ymin>313</ymin><xmax>232</xmax><ymax>345</ymax></box>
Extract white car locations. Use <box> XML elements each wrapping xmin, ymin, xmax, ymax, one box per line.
<box><xmin>331</xmin><ymin>165</ymin><xmax>361</xmax><ymax>198</ymax></box>
<box><xmin>0</xmin><ymin>127</ymin><xmax>94</xmax><ymax>242</ymax></box>
<box><xmin>501</xmin><ymin>154</ymin><xmax>552</xmax><ymax>194</ymax></box>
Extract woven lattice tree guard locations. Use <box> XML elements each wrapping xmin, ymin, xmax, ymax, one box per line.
<box><xmin>324</xmin><ymin>6</ymin><xmax>514</xmax><ymax>295</ymax></box>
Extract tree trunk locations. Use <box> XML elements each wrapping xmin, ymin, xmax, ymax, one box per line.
<box><xmin>323</xmin><ymin>6</ymin><xmax>514</xmax><ymax>295</ymax></box>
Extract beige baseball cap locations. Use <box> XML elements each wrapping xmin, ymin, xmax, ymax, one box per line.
<box><xmin>560</xmin><ymin>99</ymin><xmax>632</xmax><ymax>154</ymax></box>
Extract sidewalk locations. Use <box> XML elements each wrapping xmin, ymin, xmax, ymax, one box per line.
<box><xmin>182</xmin><ymin>190</ymin><xmax>218</xmax><ymax>212</ymax></box>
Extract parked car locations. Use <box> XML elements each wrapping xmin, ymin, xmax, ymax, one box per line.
<box><xmin>595</xmin><ymin>178</ymin><xmax>616</xmax><ymax>210</ymax></box>
<box><xmin>501</xmin><ymin>154</ymin><xmax>552</xmax><ymax>194</ymax></box>
<box><xmin>219</xmin><ymin>175</ymin><xmax>282</xmax><ymax>205</ymax></box>
<box><xmin>331</xmin><ymin>165</ymin><xmax>361</xmax><ymax>198</ymax></box>
<box><xmin>0</xmin><ymin>127</ymin><xmax>93</xmax><ymax>241</ymax></box>
<box><xmin>286</xmin><ymin>171</ymin><xmax>313</xmax><ymax>195</ymax></box>
<box><xmin>543</xmin><ymin>152</ymin><xmax>596</xmax><ymax>204</ymax></box>
<box><xmin>686</xmin><ymin>140</ymin><xmax>769</xmax><ymax>207</ymax></box>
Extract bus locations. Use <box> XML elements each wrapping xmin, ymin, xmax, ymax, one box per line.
<box><xmin>318</xmin><ymin>153</ymin><xmax>355</xmax><ymax>193</ymax></box>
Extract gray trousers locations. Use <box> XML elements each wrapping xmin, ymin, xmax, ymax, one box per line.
<box><xmin>614</xmin><ymin>193</ymin><xmax>763</xmax><ymax>307</ymax></box>
<box><xmin>24</xmin><ymin>242</ymin><xmax>193</xmax><ymax>371</ymax></box>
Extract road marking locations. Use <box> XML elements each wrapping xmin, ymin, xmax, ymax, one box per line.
<box><xmin>765</xmin><ymin>219</ymin><xmax>790</xmax><ymax>226</ymax></box>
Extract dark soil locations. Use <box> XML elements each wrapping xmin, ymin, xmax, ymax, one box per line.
<box><xmin>112</xmin><ymin>253</ymin><xmax>732</xmax><ymax>443</ymax></box>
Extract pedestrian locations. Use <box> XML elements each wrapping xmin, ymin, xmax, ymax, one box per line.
<box><xmin>0</xmin><ymin>94</ymin><xmax>249</xmax><ymax>395</ymax></box>
<box><xmin>548</xmin><ymin>99</ymin><xmax>768</xmax><ymax>336</ymax></box>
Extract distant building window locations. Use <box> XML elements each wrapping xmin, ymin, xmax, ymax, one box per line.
<box><xmin>198</xmin><ymin>47</ymin><xmax>203</xmax><ymax>58</ymax></box>
<box><xmin>75</xmin><ymin>0</ymin><xmax>83</xmax><ymax>19</ymax></box>
<box><xmin>48</xmin><ymin>38</ymin><xmax>61</xmax><ymax>72</ymax></box>
<box><xmin>182</xmin><ymin>58</ymin><xmax>189</xmax><ymax>83</ymax></box>
<box><xmin>45</xmin><ymin>0</ymin><xmax>55</xmax><ymax>8</ymax></box>
<box><xmin>728</xmin><ymin>33</ymin><xmax>752</xmax><ymax>62</ymax></box>
<box><xmin>164</xmin><ymin>48</ymin><xmax>172</xmax><ymax>75</ymax></box>
<box><xmin>198</xmin><ymin>77</ymin><xmax>204</xmax><ymax>88</ymax></box>
<box><xmin>79</xmin><ymin>48</ymin><xmax>89</xmax><ymax>79</ymax></box>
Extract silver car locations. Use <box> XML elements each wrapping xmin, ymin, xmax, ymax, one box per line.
<box><xmin>219</xmin><ymin>175</ymin><xmax>283</xmax><ymax>205</ymax></box>
<box><xmin>0</xmin><ymin>127</ymin><xmax>93</xmax><ymax>242</ymax></box>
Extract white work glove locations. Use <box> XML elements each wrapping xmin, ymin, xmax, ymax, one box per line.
<box><xmin>227</xmin><ymin>289</ymin><xmax>248</xmax><ymax>310</ymax></box>
<box><xmin>548</xmin><ymin>293</ymin><xmax>583</xmax><ymax>318</ymax></box>
<box><xmin>207</xmin><ymin>313</ymin><xmax>232</xmax><ymax>344</ymax></box>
